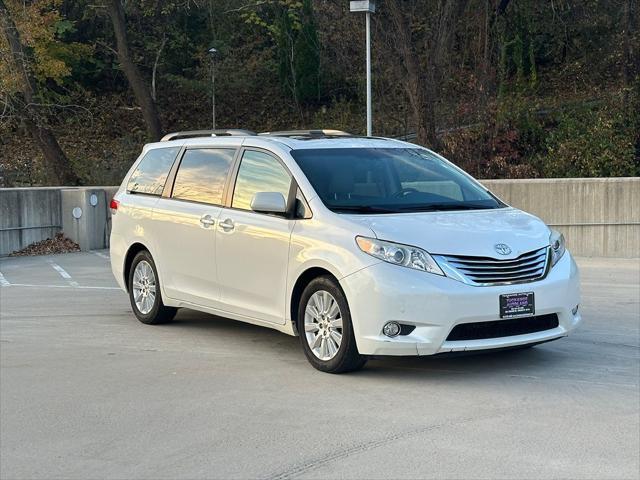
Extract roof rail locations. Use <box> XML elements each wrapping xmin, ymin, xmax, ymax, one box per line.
<box><xmin>160</xmin><ymin>129</ymin><xmax>256</xmax><ymax>142</ymax></box>
<box><xmin>259</xmin><ymin>129</ymin><xmax>352</xmax><ymax>139</ymax></box>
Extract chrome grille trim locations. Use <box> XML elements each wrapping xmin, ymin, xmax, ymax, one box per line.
<box><xmin>451</xmin><ymin>255</ymin><xmax>546</xmax><ymax>271</ymax></box>
<box><xmin>434</xmin><ymin>246</ymin><xmax>550</xmax><ymax>286</ymax></box>
<box><xmin>445</xmin><ymin>250</ymin><xmax>545</xmax><ymax>265</ymax></box>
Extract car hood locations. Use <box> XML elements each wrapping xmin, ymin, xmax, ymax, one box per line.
<box><xmin>347</xmin><ymin>207</ymin><xmax>551</xmax><ymax>258</ymax></box>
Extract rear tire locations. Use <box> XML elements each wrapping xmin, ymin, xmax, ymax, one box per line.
<box><xmin>297</xmin><ymin>275</ymin><xmax>367</xmax><ymax>373</ymax></box>
<box><xmin>128</xmin><ymin>250</ymin><xmax>177</xmax><ymax>325</ymax></box>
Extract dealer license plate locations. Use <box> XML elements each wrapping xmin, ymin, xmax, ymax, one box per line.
<box><xmin>499</xmin><ymin>292</ymin><xmax>535</xmax><ymax>319</ymax></box>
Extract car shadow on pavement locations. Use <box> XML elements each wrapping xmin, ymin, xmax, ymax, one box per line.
<box><xmin>164</xmin><ymin>307</ymin><xmax>572</xmax><ymax>381</ymax></box>
<box><xmin>363</xmin><ymin>347</ymin><xmax>567</xmax><ymax>378</ymax></box>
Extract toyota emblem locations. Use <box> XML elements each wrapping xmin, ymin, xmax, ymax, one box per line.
<box><xmin>494</xmin><ymin>243</ymin><xmax>512</xmax><ymax>255</ymax></box>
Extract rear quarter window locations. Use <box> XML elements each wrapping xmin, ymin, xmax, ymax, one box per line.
<box><xmin>127</xmin><ymin>147</ymin><xmax>180</xmax><ymax>195</ymax></box>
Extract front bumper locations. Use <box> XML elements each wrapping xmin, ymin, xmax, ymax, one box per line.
<box><xmin>339</xmin><ymin>251</ymin><xmax>581</xmax><ymax>356</ymax></box>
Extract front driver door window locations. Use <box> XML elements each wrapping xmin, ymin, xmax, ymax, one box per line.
<box><xmin>231</xmin><ymin>150</ymin><xmax>292</xmax><ymax>211</ymax></box>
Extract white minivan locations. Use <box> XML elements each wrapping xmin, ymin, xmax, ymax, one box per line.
<box><xmin>110</xmin><ymin>129</ymin><xmax>581</xmax><ymax>373</ymax></box>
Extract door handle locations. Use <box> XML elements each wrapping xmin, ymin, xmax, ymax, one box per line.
<box><xmin>218</xmin><ymin>218</ymin><xmax>235</xmax><ymax>231</ymax></box>
<box><xmin>199</xmin><ymin>214</ymin><xmax>215</xmax><ymax>228</ymax></box>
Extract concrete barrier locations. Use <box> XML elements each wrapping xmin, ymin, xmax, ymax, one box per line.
<box><xmin>0</xmin><ymin>188</ymin><xmax>62</xmax><ymax>256</ymax></box>
<box><xmin>61</xmin><ymin>187</ymin><xmax>119</xmax><ymax>251</ymax></box>
<box><xmin>1</xmin><ymin>178</ymin><xmax>638</xmax><ymax>257</ymax></box>
<box><xmin>1</xmin><ymin>187</ymin><xmax>118</xmax><ymax>256</ymax></box>
<box><xmin>482</xmin><ymin>178</ymin><xmax>639</xmax><ymax>258</ymax></box>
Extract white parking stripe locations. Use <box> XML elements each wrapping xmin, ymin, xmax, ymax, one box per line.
<box><xmin>0</xmin><ymin>272</ymin><xmax>10</xmax><ymax>287</ymax></box>
<box><xmin>47</xmin><ymin>261</ymin><xmax>80</xmax><ymax>287</ymax></box>
<box><xmin>7</xmin><ymin>283</ymin><xmax>119</xmax><ymax>290</ymax></box>
<box><xmin>93</xmin><ymin>251</ymin><xmax>110</xmax><ymax>260</ymax></box>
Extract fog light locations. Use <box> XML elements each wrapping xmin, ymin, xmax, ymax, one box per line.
<box><xmin>572</xmin><ymin>305</ymin><xmax>579</xmax><ymax>315</ymax></box>
<box><xmin>383</xmin><ymin>321</ymin><xmax>401</xmax><ymax>337</ymax></box>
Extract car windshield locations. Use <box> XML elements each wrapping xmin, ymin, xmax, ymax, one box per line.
<box><xmin>290</xmin><ymin>147</ymin><xmax>504</xmax><ymax>214</ymax></box>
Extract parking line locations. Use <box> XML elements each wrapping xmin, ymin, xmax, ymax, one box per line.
<box><xmin>93</xmin><ymin>251</ymin><xmax>110</xmax><ymax>260</ymax></box>
<box><xmin>6</xmin><ymin>283</ymin><xmax>119</xmax><ymax>290</ymax></box>
<box><xmin>47</xmin><ymin>261</ymin><xmax>80</xmax><ymax>287</ymax></box>
<box><xmin>0</xmin><ymin>272</ymin><xmax>10</xmax><ymax>287</ymax></box>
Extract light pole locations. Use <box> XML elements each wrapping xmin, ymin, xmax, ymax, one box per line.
<box><xmin>208</xmin><ymin>47</ymin><xmax>218</xmax><ymax>130</ymax></box>
<box><xmin>350</xmin><ymin>1</ymin><xmax>375</xmax><ymax>136</ymax></box>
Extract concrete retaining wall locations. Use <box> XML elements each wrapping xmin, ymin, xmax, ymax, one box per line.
<box><xmin>0</xmin><ymin>188</ymin><xmax>62</xmax><ymax>256</ymax></box>
<box><xmin>1</xmin><ymin>178</ymin><xmax>638</xmax><ymax>257</ymax></box>
<box><xmin>482</xmin><ymin>178</ymin><xmax>639</xmax><ymax>258</ymax></box>
<box><xmin>1</xmin><ymin>187</ymin><xmax>118</xmax><ymax>256</ymax></box>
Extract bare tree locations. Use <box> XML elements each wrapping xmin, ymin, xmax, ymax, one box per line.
<box><xmin>0</xmin><ymin>0</ymin><xmax>78</xmax><ymax>185</ymax></box>
<box><xmin>106</xmin><ymin>0</ymin><xmax>162</xmax><ymax>141</ymax></box>
<box><xmin>384</xmin><ymin>0</ymin><xmax>467</xmax><ymax>147</ymax></box>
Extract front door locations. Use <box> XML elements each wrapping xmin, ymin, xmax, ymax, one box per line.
<box><xmin>215</xmin><ymin>149</ymin><xmax>294</xmax><ymax>324</ymax></box>
<box><xmin>153</xmin><ymin>147</ymin><xmax>236</xmax><ymax>307</ymax></box>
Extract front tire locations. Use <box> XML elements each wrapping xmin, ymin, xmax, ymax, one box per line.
<box><xmin>297</xmin><ymin>275</ymin><xmax>367</xmax><ymax>373</ymax></box>
<box><xmin>128</xmin><ymin>250</ymin><xmax>176</xmax><ymax>325</ymax></box>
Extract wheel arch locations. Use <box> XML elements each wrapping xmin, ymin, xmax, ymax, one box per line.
<box><xmin>289</xmin><ymin>266</ymin><xmax>340</xmax><ymax>335</ymax></box>
<box><xmin>123</xmin><ymin>242</ymin><xmax>150</xmax><ymax>292</ymax></box>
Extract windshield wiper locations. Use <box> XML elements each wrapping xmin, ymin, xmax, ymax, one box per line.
<box><xmin>328</xmin><ymin>205</ymin><xmax>401</xmax><ymax>214</ymax></box>
<box><xmin>398</xmin><ymin>203</ymin><xmax>496</xmax><ymax>212</ymax></box>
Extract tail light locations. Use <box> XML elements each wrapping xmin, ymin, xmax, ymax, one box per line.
<box><xmin>109</xmin><ymin>198</ymin><xmax>119</xmax><ymax>215</ymax></box>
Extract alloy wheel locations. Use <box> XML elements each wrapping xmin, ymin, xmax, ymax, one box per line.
<box><xmin>132</xmin><ymin>260</ymin><xmax>156</xmax><ymax>315</ymax></box>
<box><xmin>304</xmin><ymin>290</ymin><xmax>343</xmax><ymax>361</ymax></box>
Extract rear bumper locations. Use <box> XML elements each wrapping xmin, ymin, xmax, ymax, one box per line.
<box><xmin>339</xmin><ymin>251</ymin><xmax>581</xmax><ymax>356</ymax></box>
<box><xmin>109</xmin><ymin>232</ymin><xmax>127</xmax><ymax>292</ymax></box>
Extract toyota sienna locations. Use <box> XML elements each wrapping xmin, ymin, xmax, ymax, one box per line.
<box><xmin>110</xmin><ymin>129</ymin><xmax>581</xmax><ymax>373</ymax></box>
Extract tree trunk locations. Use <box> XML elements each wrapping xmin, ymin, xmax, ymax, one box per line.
<box><xmin>23</xmin><ymin>118</ymin><xmax>79</xmax><ymax>185</ymax></box>
<box><xmin>387</xmin><ymin>1</ymin><xmax>438</xmax><ymax>147</ymax></box>
<box><xmin>482</xmin><ymin>0</ymin><xmax>490</xmax><ymax>76</ymax></box>
<box><xmin>623</xmin><ymin>0</ymin><xmax>638</xmax><ymax>96</ymax></box>
<box><xmin>387</xmin><ymin>0</ymin><xmax>464</xmax><ymax>148</ymax></box>
<box><xmin>106</xmin><ymin>0</ymin><xmax>162</xmax><ymax>141</ymax></box>
<box><xmin>622</xmin><ymin>0</ymin><xmax>639</xmax><ymax>170</ymax></box>
<box><xmin>0</xmin><ymin>0</ymin><xmax>78</xmax><ymax>185</ymax></box>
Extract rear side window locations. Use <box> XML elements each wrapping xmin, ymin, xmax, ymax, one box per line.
<box><xmin>232</xmin><ymin>150</ymin><xmax>291</xmax><ymax>210</ymax></box>
<box><xmin>172</xmin><ymin>148</ymin><xmax>236</xmax><ymax>205</ymax></box>
<box><xmin>127</xmin><ymin>147</ymin><xmax>180</xmax><ymax>195</ymax></box>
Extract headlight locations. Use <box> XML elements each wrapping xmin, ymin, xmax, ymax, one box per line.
<box><xmin>356</xmin><ymin>236</ymin><xmax>444</xmax><ymax>275</ymax></box>
<box><xmin>549</xmin><ymin>229</ymin><xmax>566</xmax><ymax>266</ymax></box>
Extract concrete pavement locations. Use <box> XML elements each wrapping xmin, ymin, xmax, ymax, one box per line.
<box><xmin>0</xmin><ymin>252</ymin><xmax>638</xmax><ymax>479</ymax></box>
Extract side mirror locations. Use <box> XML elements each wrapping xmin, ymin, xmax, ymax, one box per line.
<box><xmin>250</xmin><ymin>192</ymin><xmax>287</xmax><ymax>214</ymax></box>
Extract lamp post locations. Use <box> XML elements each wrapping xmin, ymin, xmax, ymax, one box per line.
<box><xmin>208</xmin><ymin>47</ymin><xmax>218</xmax><ymax>130</ymax></box>
<box><xmin>350</xmin><ymin>1</ymin><xmax>375</xmax><ymax>136</ymax></box>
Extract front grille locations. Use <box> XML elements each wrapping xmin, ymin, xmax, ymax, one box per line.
<box><xmin>446</xmin><ymin>314</ymin><xmax>559</xmax><ymax>341</ymax></box>
<box><xmin>437</xmin><ymin>246</ymin><xmax>550</xmax><ymax>286</ymax></box>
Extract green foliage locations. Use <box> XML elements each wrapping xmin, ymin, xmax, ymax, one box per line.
<box><xmin>536</xmin><ymin>99</ymin><xmax>638</xmax><ymax>177</ymax></box>
<box><xmin>0</xmin><ymin>0</ymin><xmax>93</xmax><ymax>95</ymax></box>
<box><xmin>496</xmin><ymin>0</ymin><xmax>538</xmax><ymax>98</ymax></box>
<box><xmin>441</xmin><ymin>92</ymin><xmax>638</xmax><ymax>179</ymax></box>
<box><xmin>1</xmin><ymin>0</ymin><xmax>637</xmax><ymax>186</ymax></box>
<box><xmin>311</xmin><ymin>98</ymin><xmax>363</xmax><ymax>134</ymax></box>
<box><xmin>243</xmin><ymin>0</ymin><xmax>319</xmax><ymax>104</ymax></box>
<box><xmin>293</xmin><ymin>0</ymin><xmax>320</xmax><ymax>103</ymax></box>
